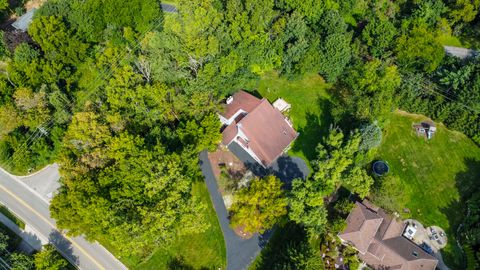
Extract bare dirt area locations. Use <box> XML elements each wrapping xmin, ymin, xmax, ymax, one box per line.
<box><xmin>25</xmin><ymin>0</ymin><xmax>45</xmax><ymax>10</ymax></box>
<box><xmin>233</xmin><ymin>225</ymin><xmax>254</xmax><ymax>239</ymax></box>
<box><xmin>207</xmin><ymin>146</ymin><xmax>246</xmax><ymax>181</ymax></box>
<box><xmin>3</xmin><ymin>30</ymin><xmax>32</xmax><ymax>50</ymax></box>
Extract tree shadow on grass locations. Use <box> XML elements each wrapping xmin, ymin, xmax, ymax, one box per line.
<box><xmin>167</xmin><ymin>256</ymin><xmax>209</xmax><ymax>270</ymax></box>
<box><xmin>440</xmin><ymin>158</ymin><xmax>480</xmax><ymax>269</ymax></box>
<box><xmin>252</xmin><ymin>222</ymin><xmax>309</xmax><ymax>270</ymax></box>
<box><xmin>291</xmin><ymin>98</ymin><xmax>333</xmax><ymax>161</ymax></box>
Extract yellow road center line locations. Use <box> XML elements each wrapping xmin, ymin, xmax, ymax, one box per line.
<box><xmin>0</xmin><ymin>185</ymin><xmax>106</xmax><ymax>270</ymax></box>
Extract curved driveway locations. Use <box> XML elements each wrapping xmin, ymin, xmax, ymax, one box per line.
<box><xmin>200</xmin><ymin>151</ymin><xmax>264</xmax><ymax>270</ymax></box>
<box><xmin>0</xmin><ymin>167</ymin><xmax>127</xmax><ymax>270</ymax></box>
<box><xmin>199</xmin><ymin>144</ymin><xmax>309</xmax><ymax>270</ymax></box>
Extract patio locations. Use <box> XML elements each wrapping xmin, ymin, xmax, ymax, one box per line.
<box><xmin>403</xmin><ymin>219</ymin><xmax>447</xmax><ymax>252</ymax></box>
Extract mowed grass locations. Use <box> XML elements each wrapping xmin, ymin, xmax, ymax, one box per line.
<box><xmin>376</xmin><ymin>111</ymin><xmax>480</xmax><ymax>268</ymax></box>
<box><xmin>253</xmin><ymin>71</ymin><xmax>333</xmax><ymax>164</ymax></box>
<box><xmin>105</xmin><ymin>181</ymin><xmax>226</xmax><ymax>270</ymax></box>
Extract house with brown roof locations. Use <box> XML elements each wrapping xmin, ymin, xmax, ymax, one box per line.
<box><xmin>219</xmin><ymin>90</ymin><xmax>298</xmax><ymax>168</ymax></box>
<box><xmin>338</xmin><ymin>200</ymin><xmax>438</xmax><ymax>270</ymax></box>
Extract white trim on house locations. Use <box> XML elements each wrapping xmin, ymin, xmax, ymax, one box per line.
<box><xmin>230</xmin><ymin>137</ymin><xmax>264</xmax><ymax>166</ymax></box>
<box><xmin>219</xmin><ymin>114</ymin><xmax>229</xmax><ymax>125</ymax></box>
<box><xmin>219</xmin><ymin>109</ymin><xmax>247</xmax><ymax>125</ymax></box>
<box><xmin>236</xmin><ymin>124</ymin><xmax>249</xmax><ymax>142</ymax></box>
<box><xmin>223</xmin><ymin>123</ymin><xmax>265</xmax><ymax>167</ymax></box>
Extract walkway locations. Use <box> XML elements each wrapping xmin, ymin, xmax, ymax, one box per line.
<box><xmin>0</xmin><ymin>212</ymin><xmax>43</xmax><ymax>254</ymax></box>
<box><xmin>199</xmin><ymin>151</ymin><xmax>265</xmax><ymax>270</ymax></box>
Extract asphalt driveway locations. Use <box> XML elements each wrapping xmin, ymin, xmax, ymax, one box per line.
<box><xmin>199</xmin><ymin>151</ymin><xmax>267</xmax><ymax>270</ymax></box>
<box><xmin>18</xmin><ymin>163</ymin><xmax>60</xmax><ymax>202</ymax></box>
<box><xmin>228</xmin><ymin>142</ymin><xmax>310</xmax><ymax>187</ymax></box>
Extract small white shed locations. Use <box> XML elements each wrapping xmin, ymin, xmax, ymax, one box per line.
<box><xmin>272</xmin><ymin>98</ymin><xmax>291</xmax><ymax>112</ymax></box>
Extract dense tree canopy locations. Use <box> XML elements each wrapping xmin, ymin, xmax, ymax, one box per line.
<box><xmin>289</xmin><ymin>128</ymin><xmax>373</xmax><ymax>233</ymax></box>
<box><xmin>34</xmin><ymin>245</ymin><xmax>69</xmax><ymax>270</ymax></box>
<box><xmin>0</xmin><ymin>0</ymin><xmax>479</xmax><ymax>266</ymax></box>
<box><xmin>395</xmin><ymin>22</ymin><xmax>445</xmax><ymax>72</ymax></box>
<box><xmin>229</xmin><ymin>175</ymin><xmax>287</xmax><ymax>234</ymax></box>
<box><xmin>340</xmin><ymin>59</ymin><xmax>401</xmax><ymax>121</ymax></box>
<box><xmin>0</xmin><ymin>230</ymin><xmax>35</xmax><ymax>270</ymax></box>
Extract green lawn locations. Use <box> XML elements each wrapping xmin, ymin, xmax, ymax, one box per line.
<box><xmin>376</xmin><ymin>111</ymin><xmax>480</xmax><ymax>268</ymax></box>
<box><xmin>253</xmin><ymin>71</ymin><xmax>333</xmax><ymax>164</ymax></box>
<box><xmin>101</xmin><ymin>181</ymin><xmax>226</xmax><ymax>270</ymax></box>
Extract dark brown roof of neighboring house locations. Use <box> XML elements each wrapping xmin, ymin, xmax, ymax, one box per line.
<box><xmin>238</xmin><ymin>99</ymin><xmax>298</xmax><ymax>166</ymax></box>
<box><xmin>340</xmin><ymin>202</ymin><xmax>383</xmax><ymax>254</ymax></box>
<box><xmin>338</xmin><ymin>201</ymin><xmax>438</xmax><ymax>270</ymax></box>
<box><xmin>221</xmin><ymin>90</ymin><xmax>262</xmax><ymax>119</ymax></box>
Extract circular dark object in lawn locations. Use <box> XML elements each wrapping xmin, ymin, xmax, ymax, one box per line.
<box><xmin>373</xmin><ymin>161</ymin><xmax>389</xmax><ymax>176</ymax></box>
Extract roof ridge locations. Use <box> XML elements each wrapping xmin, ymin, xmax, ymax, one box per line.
<box><xmin>238</xmin><ymin>99</ymin><xmax>283</xmax><ymax>165</ymax></box>
<box><xmin>381</xmin><ymin>236</ymin><xmax>438</xmax><ymax>261</ymax></box>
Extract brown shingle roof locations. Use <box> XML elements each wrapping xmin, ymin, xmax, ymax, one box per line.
<box><xmin>221</xmin><ymin>90</ymin><xmax>262</xmax><ymax>119</ymax></box>
<box><xmin>238</xmin><ymin>99</ymin><xmax>298</xmax><ymax>166</ymax></box>
<box><xmin>338</xmin><ymin>201</ymin><xmax>438</xmax><ymax>270</ymax></box>
<box><xmin>339</xmin><ymin>202</ymin><xmax>383</xmax><ymax>254</ymax></box>
<box><xmin>222</xmin><ymin>122</ymin><xmax>237</xmax><ymax>145</ymax></box>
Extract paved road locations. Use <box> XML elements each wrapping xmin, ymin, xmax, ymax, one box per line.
<box><xmin>444</xmin><ymin>46</ymin><xmax>478</xmax><ymax>59</ymax></box>
<box><xmin>0</xmin><ymin>168</ymin><xmax>127</xmax><ymax>270</ymax></box>
<box><xmin>200</xmin><ymin>151</ymin><xmax>266</xmax><ymax>270</ymax></box>
<box><xmin>18</xmin><ymin>163</ymin><xmax>60</xmax><ymax>202</ymax></box>
<box><xmin>161</xmin><ymin>3</ymin><xmax>177</xmax><ymax>13</ymax></box>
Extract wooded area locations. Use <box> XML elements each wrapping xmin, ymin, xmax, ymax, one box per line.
<box><xmin>0</xmin><ymin>0</ymin><xmax>479</xmax><ymax>268</ymax></box>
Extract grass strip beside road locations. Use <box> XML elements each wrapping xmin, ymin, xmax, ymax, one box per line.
<box><xmin>0</xmin><ymin>204</ymin><xmax>25</xmax><ymax>229</ymax></box>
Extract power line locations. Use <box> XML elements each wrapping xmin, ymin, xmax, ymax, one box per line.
<box><xmin>402</xmin><ymin>72</ymin><xmax>480</xmax><ymax>114</ymax></box>
<box><xmin>1</xmin><ymin>11</ymin><xmax>166</xmax><ymax>170</ymax></box>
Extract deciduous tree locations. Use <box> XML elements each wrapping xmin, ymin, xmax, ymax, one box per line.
<box><xmin>230</xmin><ymin>175</ymin><xmax>287</xmax><ymax>233</ymax></box>
<box><xmin>34</xmin><ymin>245</ymin><xmax>69</xmax><ymax>270</ymax></box>
<box><xmin>342</xmin><ymin>59</ymin><xmax>401</xmax><ymax>121</ymax></box>
<box><xmin>9</xmin><ymin>252</ymin><xmax>34</xmax><ymax>270</ymax></box>
<box><xmin>395</xmin><ymin>22</ymin><xmax>444</xmax><ymax>72</ymax></box>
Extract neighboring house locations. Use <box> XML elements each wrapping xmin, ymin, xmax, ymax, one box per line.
<box><xmin>12</xmin><ymin>8</ymin><xmax>37</xmax><ymax>32</ymax></box>
<box><xmin>219</xmin><ymin>90</ymin><xmax>298</xmax><ymax>168</ymax></box>
<box><xmin>338</xmin><ymin>200</ymin><xmax>438</xmax><ymax>270</ymax></box>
